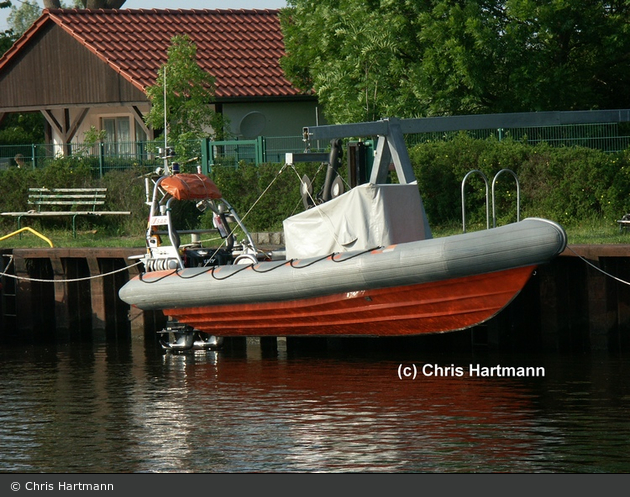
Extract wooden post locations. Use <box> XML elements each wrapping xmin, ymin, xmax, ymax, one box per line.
<box><xmin>586</xmin><ymin>259</ymin><xmax>615</xmax><ymax>352</ymax></box>
<box><xmin>49</xmin><ymin>255</ymin><xmax>70</xmax><ymax>331</ymax></box>
<box><xmin>87</xmin><ymin>257</ymin><xmax>107</xmax><ymax>331</ymax></box>
<box><xmin>13</xmin><ymin>254</ymin><xmax>34</xmax><ymax>333</ymax></box>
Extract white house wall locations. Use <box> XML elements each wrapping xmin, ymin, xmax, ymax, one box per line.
<box><xmin>79</xmin><ymin>105</ymin><xmax>152</xmax><ymax>144</ymax></box>
<box><xmin>44</xmin><ymin>105</ymin><xmax>152</xmax><ymax>154</ymax></box>
<box><xmin>44</xmin><ymin>101</ymin><xmax>320</xmax><ymax>155</ymax></box>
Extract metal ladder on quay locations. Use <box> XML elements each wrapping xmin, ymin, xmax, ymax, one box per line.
<box><xmin>461</xmin><ymin>168</ymin><xmax>520</xmax><ymax>232</ymax></box>
<box><xmin>1</xmin><ymin>252</ymin><xmax>18</xmax><ymax>336</ymax></box>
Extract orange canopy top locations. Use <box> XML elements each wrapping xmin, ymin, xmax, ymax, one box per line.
<box><xmin>160</xmin><ymin>173</ymin><xmax>222</xmax><ymax>201</ymax></box>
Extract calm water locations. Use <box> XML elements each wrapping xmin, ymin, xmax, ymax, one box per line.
<box><xmin>1</xmin><ymin>336</ymin><xmax>629</xmax><ymax>473</ymax></box>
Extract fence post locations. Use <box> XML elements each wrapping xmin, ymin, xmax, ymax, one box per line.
<box><xmin>256</xmin><ymin>136</ymin><xmax>265</xmax><ymax>164</ymax></box>
<box><xmin>200</xmin><ymin>138</ymin><xmax>209</xmax><ymax>175</ymax></box>
<box><xmin>99</xmin><ymin>142</ymin><xmax>105</xmax><ymax>178</ymax></box>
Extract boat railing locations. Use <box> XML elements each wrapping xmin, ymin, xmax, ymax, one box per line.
<box><xmin>492</xmin><ymin>169</ymin><xmax>520</xmax><ymax>228</ymax></box>
<box><xmin>462</xmin><ymin>169</ymin><xmax>520</xmax><ymax>232</ymax></box>
<box><xmin>461</xmin><ymin>170</ymin><xmax>490</xmax><ymax>233</ymax></box>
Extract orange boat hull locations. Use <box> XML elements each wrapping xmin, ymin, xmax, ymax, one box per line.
<box><xmin>163</xmin><ymin>265</ymin><xmax>535</xmax><ymax>337</ymax></box>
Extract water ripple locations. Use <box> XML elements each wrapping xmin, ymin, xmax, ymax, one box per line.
<box><xmin>0</xmin><ymin>343</ymin><xmax>629</xmax><ymax>472</ymax></box>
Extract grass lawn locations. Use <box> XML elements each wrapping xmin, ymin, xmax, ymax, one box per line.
<box><xmin>2</xmin><ymin>217</ymin><xmax>630</xmax><ymax>249</ymax></box>
<box><xmin>0</xmin><ymin>228</ymin><xmax>146</xmax><ymax>249</ymax></box>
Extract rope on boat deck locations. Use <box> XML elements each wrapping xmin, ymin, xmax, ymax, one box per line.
<box><xmin>0</xmin><ymin>254</ymin><xmax>143</xmax><ymax>283</ymax></box>
<box><xmin>566</xmin><ymin>246</ymin><xmax>630</xmax><ymax>286</ymax></box>
<box><xmin>138</xmin><ymin>246</ymin><xmax>383</xmax><ymax>284</ymax></box>
<box><xmin>134</xmin><ymin>245</ymin><xmax>630</xmax><ymax>287</ymax></box>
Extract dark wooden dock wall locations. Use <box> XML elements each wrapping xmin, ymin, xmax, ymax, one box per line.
<box><xmin>0</xmin><ymin>248</ymin><xmax>166</xmax><ymax>342</ymax></box>
<box><xmin>468</xmin><ymin>244</ymin><xmax>630</xmax><ymax>353</ymax></box>
<box><xmin>2</xmin><ymin>245</ymin><xmax>630</xmax><ymax>352</ymax></box>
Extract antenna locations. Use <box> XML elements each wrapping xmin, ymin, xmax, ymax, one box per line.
<box><xmin>163</xmin><ymin>66</ymin><xmax>169</xmax><ymax>175</ymax></box>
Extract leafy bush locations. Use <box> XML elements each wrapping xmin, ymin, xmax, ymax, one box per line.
<box><xmin>97</xmin><ymin>167</ymin><xmax>152</xmax><ymax>236</ymax></box>
<box><xmin>409</xmin><ymin>134</ymin><xmax>630</xmax><ymax>228</ymax></box>
<box><xmin>3</xmin><ymin>141</ymin><xmax>630</xmax><ymax>241</ymax></box>
<box><xmin>0</xmin><ymin>166</ymin><xmax>35</xmax><ymax>214</ymax></box>
<box><xmin>207</xmin><ymin>161</ymin><xmax>326</xmax><ymax>231</ymax></box>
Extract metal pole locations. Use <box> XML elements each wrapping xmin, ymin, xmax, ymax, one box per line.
<box><xmin>163</xmin><ymin>66</ymin><xmax>169</xmax><ymax>175</ymax></box>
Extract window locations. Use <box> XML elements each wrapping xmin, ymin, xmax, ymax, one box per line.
<box><xmin>102</xmin><ymin>117</ymin><xmax>131</xmax><ymax>156</ymax></box>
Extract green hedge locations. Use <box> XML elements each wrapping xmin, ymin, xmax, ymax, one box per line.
<box><xmin>206</xmin><ymin>161</ymin><xmax>326</xmax><ymax>231</ymax></box>
<box><xmin>0</xmin><ymin>158</ymin><xmax>326</xmax><ymax>236</ymax></box>
<box><xmin>409</xmin><ymin>133</ymin><xmax>630</xmax><ymax>228</ymax></box>
<box><xmin>2</xmin><ymin>138</ymin><xmax>629</xmax><ymax>239</ymax></box>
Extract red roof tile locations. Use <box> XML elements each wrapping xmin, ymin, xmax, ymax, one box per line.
<box><xmin>0</xmin><ymin>8</ymin><xmax>307</xmax><ymax>100</ymax></box>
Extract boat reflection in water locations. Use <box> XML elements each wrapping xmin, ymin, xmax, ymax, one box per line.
<box><xmin>1</xmin><ymin>339</ymin><xmax>629</xmax><ymax>473</ymax></box>
<box><xmin>133</xmin><ymin>343</ymin><xmax>627</xmax><ymax>473</ymax></box>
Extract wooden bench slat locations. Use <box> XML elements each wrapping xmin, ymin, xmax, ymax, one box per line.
<box><xmin>29</xmin><ymin>196</ymin><xmax>106</xmax><ymax>199</ymax></box>
<box><xmin>30</xmin><ymin>200</ymin><xmax>107</xmax><ymax>203</ymax></box>
<box><xmin>28</xmin><ymin>188</ymin><xmax>108</xmax><ymax>192</ymax></box>
<box><xmin>30</xmin><ymin>194</ymin><xmax>107</xmax><ymax>198</ymax></box>
<box><xmin>1</xmin><ymin>211</ymin><xmax>131</xmax><ymax>216</ymax></box>
<box><xmin>30</xmin><ymin>198</ymin><xmax>106</xmax><ymax>200</ymax></box>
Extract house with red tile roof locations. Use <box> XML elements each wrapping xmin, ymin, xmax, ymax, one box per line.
<box><xmin>0</xmin><ymin>8</ymin><xmax>320</xmax><ymax>154</ymax></box>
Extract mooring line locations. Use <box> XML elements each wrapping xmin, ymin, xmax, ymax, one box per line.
<box><xmin>567</xmin><ymin>246</ymin><xmax>630</xmax><ymax>286</ymax></box>
<box><xmin>0</xmin><ymin>255</ymin><xmax>143</xmax><ymax>283</ymax></box>
<box><xmin>8</xmin><ymin>244</ymin><xmax>628</xmax><ymax>289</ymax></box>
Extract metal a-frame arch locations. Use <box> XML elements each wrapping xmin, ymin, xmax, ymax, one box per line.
<box><xmin>302</xmin><ymin>110</ymin><xmax>630</xmax><ymax>186</ymax></box>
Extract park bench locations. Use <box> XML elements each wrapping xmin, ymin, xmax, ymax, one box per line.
<box><xmin>1</xmin><ymin>187</ymin><xmax>131</xmax><ymax>237</ymax></box>
<box><xmin>617</xmin><ymin>213</ymin><xmax>630</xmax><ymax>232</ymax></box>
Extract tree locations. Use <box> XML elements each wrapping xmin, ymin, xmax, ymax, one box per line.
<box><xmin>280</xmin><ymin>0</ymin><xmax>630</xmax><ymax>122</ymax></box>
<box><xmin>0</xmin><ymin>28</ymin><xmax>14</xmax><ymax>56</ymax></box>
<box><xmin>0</xmin><ymin>2</ymin><xmax>16</xmax><ymax>56</ymax></box>
<box><xmin>0</xmin><ymin>113</ymin><xmax>45</xmax><ymax>146</ymax></box>
<box><xmin>43</xmin><ymin>0</ymin><xmax>126</xmax><ymax>8</ymax></box>
<box><xmin>416</xmin><ymin>0</ymin><xmax>630</xmax><ymax>114</ymax></box>
<box><xmin>144</xmin><ymin>34</ymin><xmax>229</xmax><ymax>161</ymax></box>
<box><xmin>281</xmin><ymin>0</ymin><xmax>429</xmax><ymax>123</ymax></box>
<box><xmin>7</xmin><ymin>1</ymin><xmax>41</xmax><ymax>36</ymax></box>
<box><xmin>7</xmin><ymin>1</ymin><xmax>93</xmax><ymax>38</ymax></box>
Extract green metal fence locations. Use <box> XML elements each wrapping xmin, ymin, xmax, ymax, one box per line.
<box><xmin>201</xmin><ymin>135</ymin><xmax>314</xmax><ymax>170</ymax></box>
<box><xmin>2</xmin><ymin>119</ymin><xmax>630</xmax><ymax>176</ymax></box>
<box><xmin>0</xmin><ymin>141</ymin><xmax>166</xmax><ymax>175</ymax></box>
<box><xmin>406</xmin><ymin>122</ymin><xmax>630</xmax><ymax>152</ymax></box>
<box><xmin>0</xmin><ymin>136</ymin><xmax>312</xmax><ymax>176</ymax></box>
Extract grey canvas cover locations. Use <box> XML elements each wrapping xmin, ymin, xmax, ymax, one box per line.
<box><xmin>283</xmin><ymin>183</ymin><xmax>433</xmax><ymax>259</ymax></box>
